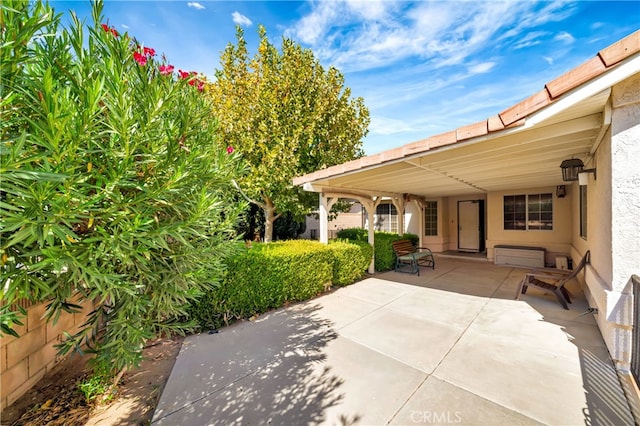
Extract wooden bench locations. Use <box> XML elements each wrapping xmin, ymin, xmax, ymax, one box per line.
<box><xmin>392</xmin><ymin>240</ymin><xmax>435</xmax><ymax>276</ymax></box>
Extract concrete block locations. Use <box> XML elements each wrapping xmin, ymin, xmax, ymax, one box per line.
<box><xmin>29</xmin><ymin>341</ymin><xmax>59</xmax><ymax>376</ymax></box>
<box><xmin>6</xmin><ymin>366</ymin><xmax>46</xmax><ymax>408</ymax></box>
<box><xmin>1</xmin><ymin>344</ymin><xmax>7</xmax><ymax>373</ymax></box>
<box><xmin>27</xmin><ymin>302</ymin><xmax>48</xmax><ymax>332</ymax></box>
<box><xmin>1</xmin><ymin>358</ymin><xmax>28</xmax><ymax>400</ymax></box>
<box><xmin>6</xmin><ymin>326</ymin><xmax>45</xmax><ymax>369</ymax></box>
<box><xmin>46</xmin><ymin>310</ymin><xmax>75</xmax><ymax>344</ymax></box>
<box><xmin>0</xmin><ymin>319</ymin><xmax>28</xmax><ymax>347</ymax></box>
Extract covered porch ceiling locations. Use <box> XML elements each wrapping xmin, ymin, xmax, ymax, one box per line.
<box><xmin>293</xmin><ymin>32</ymin><xmax>639</xmax><ymax>200</ymax></box>
<box><xmin>300</xmin><ymin>88</ymin><xmax>610</xmax><ymax>200</ymax></box>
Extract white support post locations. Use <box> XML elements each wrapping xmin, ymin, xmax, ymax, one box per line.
<box><xmin>319</xmin><ymin>193</ymin><xmax>329</xmax><ymax>244</ymax></box>
<box><xmin>362</xmin><ymin>197</ymin><xmax>382</xmax><ymax>274</ymax></box>
<box><xmin>392</xmin><ymin>196</ymin><xmax>407</xmax><ymax>236</ymax></box>
<box><xmin>412</xmin><ymin>198</ymin><xmax>425</xmax><ymax>248</ymax></box>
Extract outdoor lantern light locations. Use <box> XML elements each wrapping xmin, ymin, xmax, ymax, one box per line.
<box><xmin>556</xmin><ymin>185</ymin><xmax>566</xmax><ymax>198</ymax></box>
<box><xmin>560</xmin><ymin>158</ymin><xmax>584</xmax><ymax>181</ymax></box>
<box><xmin>578</xmin><ymin>168</ymin><xmax>597</xmax><ymax>186</ymax></box>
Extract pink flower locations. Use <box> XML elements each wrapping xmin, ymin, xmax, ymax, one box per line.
<box><xmin>227</xmin><ymin>146</ymin><xmax>234</xmax><ymax>154</ymax></box>
<box><xmin>101</xmin><ymin>23</ymin><xmax>119</xmax><ymax>37</ymax></box>
<box><xmin>133</xmin><ymin>51</ymin><xmax>147</xmax><ymax>66</ymax></box>
<box><xmin>197</xmin><ymin>81</ymin><xmax>205</xmax><ymax>92</ymax></box>
<box><xmin>143</xmin><ymin>47</ymin><xmax>156</xmax><ymax>56</ymax></box>
<box><xmin>178</xmin><ymin>69</ymin><xmax>190</xmax><ymax>80</ymax></box>
<box><xmin>159</xmin><ymin>64</ymin><xmax>174</xmax><ymax>75</ymax></box>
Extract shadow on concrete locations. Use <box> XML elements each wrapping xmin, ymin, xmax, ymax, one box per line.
<box><xmin>153</xmin><ymin>304</ymin><xmax>354</xmax><ymax>425</ymax></box>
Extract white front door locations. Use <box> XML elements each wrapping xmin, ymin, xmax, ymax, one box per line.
<box><xmin>459</xmin><ymin>201</ymin><xmax>480</xmax><ymax>252</ymax></box>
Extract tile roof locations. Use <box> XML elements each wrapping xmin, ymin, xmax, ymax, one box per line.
<box><xmin>294</xmin><ymin>30</ymin><xmax>640</xmax><ymax>186</ymax></box>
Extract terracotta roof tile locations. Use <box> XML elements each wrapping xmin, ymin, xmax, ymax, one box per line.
<box><xmin>599</xmin><ymin>30</ymin><xmax>640</xmax><ymax>67</ymax></box>
<box><xmin>457</xmin><ymin>120</ymin><xmax>488</xmax><ymax>141</ymax></box>
<box><xmin>499</xmin><ymin>89</ymin><xmax>552</xmax><ymax>126</ymax></box>
<box><xmin>487</xmin><ymin>115</ymin><xmax>505</xmax><ymax>132</ymax></box>
<box><xmin>402</xmin><ymin>138</ymin><xmax>430</xmax><ymax>156</ymax></box>
<box><xmin>546</xmin><ymin>56</ymin><xmax>607</xmax><ymax>98</ymax></box>
<box><xmin>427</xmin><ymin>130</ymin><xmax>457</xmax><ymax>149</ymax></box>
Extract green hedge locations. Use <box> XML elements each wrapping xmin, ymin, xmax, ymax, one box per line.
<box><xmin>336</xmin><ymin>228</ymin><xmax>419</xmax><ymax>271</ymax></box>
<box><xmin>189</xmin><ymin>239</ymin><xmax>371</xmax><ymax>329</ymax></box>
<box><xmin>328</xmin><ymin>239</ymin><xmax>373</xmax><ymax>286</ymax></box>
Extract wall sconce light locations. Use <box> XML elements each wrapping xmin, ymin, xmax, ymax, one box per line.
<box><xmin>578</xmin><ymin>168</ymin><xmax>597</xmax><ymax>186</ymax></box>
<box><xmin>556</xmin><ymin>185</ymin><xmax>566</xmax><ymax>198</ymax></box>
<box><xmin>560</xmin><ymin>158</ymin><xmax>584</xmax><ymax>181</ymax></box>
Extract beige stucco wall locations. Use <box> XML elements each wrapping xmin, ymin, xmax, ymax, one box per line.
<box><xmin>485</xmin><ymin>188</ymin><xmax>572</xmax><ymax>264</ymax></box>
<box><xmin>582</xmin><ymin>72</ymin><xmax>640</xmax><ymax>369</ymax></box>
<box><xmin>418</xmin><ymin>197</ymin><xmax>450</xmax><ymax>252</ymax></box>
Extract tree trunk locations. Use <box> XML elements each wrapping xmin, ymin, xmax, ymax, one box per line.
<box><xmin>263</xmin><ymin>198</ymin><xmax>277</xmax><ymax>243</ymax></box>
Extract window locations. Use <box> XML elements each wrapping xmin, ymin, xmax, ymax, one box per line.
<box><xmin>504</xmin><ymin>195</ymin><xmax>526</xmax><ymax>230</ymax></box>
<box><xmin>504</xmin><ymin>193</ymin><xmax>553</xmax><ymax>231</ymax></box>
<box><xmin>424</xmin><ymin>201</ymin><xmax>437</xmax><ymax>236</ymax></box>
<box><xmin>580</xmin><ymin>186</ymin><xmax>587</xmax><ymax>239</ymax></box>
<box><xmin>373</xmin><ymin>203</ymin><xmax>398</xmax><ymax>232</ymax></box>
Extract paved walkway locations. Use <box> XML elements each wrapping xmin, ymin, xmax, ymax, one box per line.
<box><xmin>153</xmin><ymin>257</ymin><xmax>633</xmax><ymax>425</ymax></box>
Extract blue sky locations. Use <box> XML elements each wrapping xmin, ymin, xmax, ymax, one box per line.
<box><xmin>53</xmin><ymin>1</ymin><xmax>639</xmax><ymax>155</ymax></box>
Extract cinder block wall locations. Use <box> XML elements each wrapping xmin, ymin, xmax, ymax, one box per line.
<box><xmin>0</xmin><ymin>295</ymin><xmax>95</xmax><ymax>410</ymax></box>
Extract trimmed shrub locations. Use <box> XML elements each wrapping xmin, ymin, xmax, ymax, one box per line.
<box><xmin>336</xmin><ymin>228</ymin><xmax>368</xmax><ymax>241</ymax></box>
<box><xmin>328</xmin><ymin>240</ymin><xmax>370</xmax><ymax>286</ymax></box>
<box><xmin>348</xmin><ymin>240</ymin><xmax>374</xmax><ymax>273</ymax></box>
<box><xmin>335</xmin><ymin>228</ymin><xmax>420</xmax><ymax>271</ymax></box>
<box><xmin>189</xmin><ymin>239</ymin><xmax>373</xmax><ymax>329</ymax></box>
<box><xmin>190</xmin><ymin>241</ymin><xmax>333</xmax><ymax>329</ymax></box>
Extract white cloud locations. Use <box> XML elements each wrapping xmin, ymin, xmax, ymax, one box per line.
<box><xmin>554</xmin><ymin>31</ymin><xmax>575</xmax><ymax>44</ymax></box>
<box><xmin>369</xmin><ymin>116</ymin><xmax>416</xmax><ymax>136</ymax></box>
<box><xmin>543</xmin><ymin>56</ymin><xmax>554</xmax><ymax>65</ymax></box>
<box><xmin>121</xmin><ymin>24</ymin><xmax>129</xmax><ymax>29</ymax></box>
<box><xmin>286</xmin><ymin>1</ymin><xmax>576</xmax><ymax>73</ymax></box>
<box><xmin>512</xmin><ymin>31</ymin><xmax>549</xmax><ymax>50</ymax></box>
<box><xmin>468</xmin><ymin>62</ymin><xmax>496</xmax><ymax>75</ymax></box>
<box><xmin>187</xmin><ymin>2</ymin><xmax>205</xmax><ymax>11</ymax></box>
<box><xmin>232</xmin><ymin>11</ymin><xmax>252</xmax><ymax>27</ymax></box>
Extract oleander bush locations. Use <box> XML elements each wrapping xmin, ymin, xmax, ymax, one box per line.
<box><xmin>0</xmin><ymin>0</ymin><xmax>245</xmax><ymax>381</ymax></box>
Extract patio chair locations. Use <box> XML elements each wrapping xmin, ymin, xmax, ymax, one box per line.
<box><xmin>516</xmin><ymin>250</ymin><xmax>590</xmax><ymax>310</ymax></box>
<box><xmin>392</xmin><ymin>240</ymin><xmax>435</xmax><ymax>276</ymax></box>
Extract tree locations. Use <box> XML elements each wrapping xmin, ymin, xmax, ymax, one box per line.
<box><xmin>207</xmin><ymin>26</ymin><xmax>370</xmax><ymax>242</ymax></box>
<box><xmin>1</xmin><ymin>0</ymin><xmax>245</xmax><ymax>383</ymax></box>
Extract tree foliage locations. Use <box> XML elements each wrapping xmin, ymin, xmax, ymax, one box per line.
<box><xmin>207</xmin><ymin>26</ymin><xmax>370</xmax><ymax>242</ymax></box>
<box><xmin>0</xmin><ymin>0</ymin><xmax>245</xmax><ymax>378</ymax></box>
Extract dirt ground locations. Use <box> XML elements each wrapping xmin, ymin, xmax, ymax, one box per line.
<box><xmin>1</xmin><ymin>336</ymin><xmax>183</xmax><ymax>426</ymax></box>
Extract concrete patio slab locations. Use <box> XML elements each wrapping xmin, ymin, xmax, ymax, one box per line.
<box><xmin>385</xmin><ymin>287</ymin><xmax>487</xmax><ymax>329</ymax></box>
<box><xmin>153</xmin><ymin>257</ymin><xmax>633</xmax><ymax>425</ymax></box>
<box><xmin>339</xmin><ymin>307</ymin><xmax>464</xmax><ymax>373</ymax></box>
<box><xmin>390</xmin><ymin>375</ymin><xmax>544</xmax><ymax>426</ymax></box>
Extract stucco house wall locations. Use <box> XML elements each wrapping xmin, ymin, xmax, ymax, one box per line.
<box><xmin>582</xmin><ymin>73</ymin><xmax>640</xmax><ymax>368</ymax></box>
<box><xmin>486</xmin><ymin>186</ymin><xmax>573</xmax><ymax>265</ymax></box>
